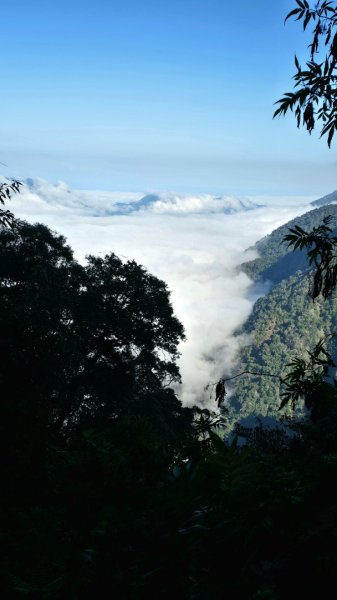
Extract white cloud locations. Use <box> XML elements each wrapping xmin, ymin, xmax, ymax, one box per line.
<box><xmin>133</xmin><ymin>192</ymin><xmax>261</xmax><ymax>214</ymax></box>
<box><xmin>21</xmin><ymin>180</ymin><xmax>262</xmax><ymax>216</ymax></box>
<box><xmin>8</xmin><ymin>178</ymin><xmax>314</xmax><ymax>408</ymax></box>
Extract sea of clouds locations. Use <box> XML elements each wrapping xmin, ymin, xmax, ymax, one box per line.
<box><xmin>8</xmin><ymin>178</ymin><xmax>315</xmax><ymax>408</ymax></box>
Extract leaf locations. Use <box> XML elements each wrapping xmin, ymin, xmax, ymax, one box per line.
<box><xmin>279</xmin><ymin>395</ymin><xmax>290</xmax><ymax>410</ymax></box>
<box><xmin>273</xmin><ymin>106</ymin><xmax>283</xmax><ymax>118</ymax></box>
<box><xmin>303</xmin><ymin>11</ymin><xmax>311</xmax><ymax>30</ymax></box>
<box><xmin>285</xmin><ymin>8</ymin><xmax>301</xmax><ymax>23</ymax></box>
<box><xmin>324</xmin><ymin>57</ymin><xmax>329</xmax><ymax>75</ymax></box>
<box><xmin>328</xmin><ymin>124</ymin><xmax>335</xmax><ymax>147</ymax></box>
<box><xmin>209</xmin><ymin>431</ymin><xmax>227</xmax><ymax>454</ymax></box>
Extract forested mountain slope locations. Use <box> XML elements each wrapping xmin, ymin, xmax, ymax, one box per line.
<box><xmin>311</xmin><ymin>189</ymin><xmax>337</xmax><ymax>207</ymax></box>
<box><xmin>241</xmin><ymin>204</ymin><xmax>337</xmax><ymax>282</ymax></box>
<box><xmin>228</xmin><ymin>203</ymin><xmax>337</xmax><ymax>422</ymax></box>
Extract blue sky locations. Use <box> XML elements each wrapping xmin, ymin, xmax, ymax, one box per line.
<box><xmin>1</xmin><ymin>0</ymin><xmax>336</xmax><ymax>195</ymax></box>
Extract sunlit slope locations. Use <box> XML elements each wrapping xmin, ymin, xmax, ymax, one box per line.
<box><xmin>229</xmin><ymin>203</ymin><xmax>337</xmax><ymax>422</ymax></box>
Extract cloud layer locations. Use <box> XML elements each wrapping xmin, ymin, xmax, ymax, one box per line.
<box><xmin>23</xmin><ymin>179</ymin><xmax>262</xmax><ymax>215</ymax></box>
<box><xmin>9</xmin><ymin>178</ymin><xmax>314</xmax><ymax>408</ymax></box>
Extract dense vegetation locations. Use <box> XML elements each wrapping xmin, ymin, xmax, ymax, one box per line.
<box><xmin>228</xmin><ymin>204</ymin><xmax>337</xmax><ymax>424</ymax></box>
<box><xmin>0</xmin><ymin>216</ymin><xmax>207</xmax><ymax>596</ymax></box>
<box><xmin>0</xmin><ymin>219</ymin><xmax>192</xmax><ymax>438</ymax></box>
<box><xmin>3</xmin><ymin>192</ymin><xmax>337</xmax><ymax>598</ymax></box>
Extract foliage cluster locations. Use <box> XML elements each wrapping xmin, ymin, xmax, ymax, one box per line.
<box><xmin>0</xmin><ymin>179</ymin><xmax>22</xmax><ymax>228</ymax></box>
<box><xmin>275</xmin><ymin>0</ymin><xmax>337</xmax><ymax>145</ymax></box>
<box><xmin>284</xmin><ymin>216</ymin><xmax>337</xmax><ymax>298</ymax></box>
<box><xmin>0</xmin><ymin>220</ymin><xmax>189</xmax><ymax>440</ymax></box>
<box><xmin>4</xmin><ymin>379</ymin><xmax>337</xmax><ymax>598</ymax></box>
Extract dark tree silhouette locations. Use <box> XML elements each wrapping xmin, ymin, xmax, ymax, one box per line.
<box><xmin>0</xmin><ymin>220</ymin><xmax>186</xmax><ymax>445</ymax></box>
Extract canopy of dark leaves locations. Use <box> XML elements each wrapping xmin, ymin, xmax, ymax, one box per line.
<box><xmin>275</xmin><ymin>1</ymin><xmax>337</xmax><ymax>146</ymax></box>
